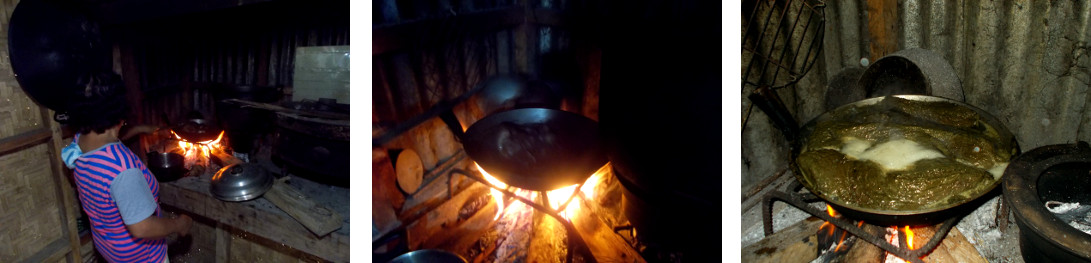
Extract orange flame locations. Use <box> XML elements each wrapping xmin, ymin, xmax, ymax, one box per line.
<box><xmin>475</xmin><ymin>163</ymin><xmax>508</xmax><ymax>220</ymax></box>
<box><xmin>172</xmin><ymin>130</ymin><xmax>226</xmax><ymax>169</ymax></box>
<box><xmin>476</xmin><ymin>163</ymin><xmax>610</xmax><ymax>222</ymax></box>
<box><xmin>884</xmin><ymin>225</ymin><xmax>919</xmax><ymax>263</ymax></box>
<box><xmin>905</xmin><ymin>226</ymin><xmax>915</xmax><ymax>250</ymax></box>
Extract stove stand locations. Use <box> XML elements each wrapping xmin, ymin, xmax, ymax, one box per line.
<box><xmin>761</xmin><ymin>181</ymin><xmax>966</xmax><ymax>263</ymax></box>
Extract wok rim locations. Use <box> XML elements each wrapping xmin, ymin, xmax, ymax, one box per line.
<box><xmin>793</xmin><ymin>95</ymin><xmax>1019</xmax><ymax>217</ymax></box>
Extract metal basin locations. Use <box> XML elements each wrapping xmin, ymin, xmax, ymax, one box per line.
<box><xmin>210</xmin><ymin>163</ymin><xmax>273</xmax><ymax>202</ymax></box>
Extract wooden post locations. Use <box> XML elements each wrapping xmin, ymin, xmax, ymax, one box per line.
<box><xmin>866</xmin><ymin>0</ymin><xmax>900</xmax><ymax>60</ymax></box>
<box><xmin>40</xmin><ymin>107</ymin><xmax>81</xmax><ymax>263</ymax></box>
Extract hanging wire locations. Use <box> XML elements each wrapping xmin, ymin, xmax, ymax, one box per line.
<box><xmin>741</xmin><ymin>0</ymin><xmax>826</xmax><ymax>90</ymax></box>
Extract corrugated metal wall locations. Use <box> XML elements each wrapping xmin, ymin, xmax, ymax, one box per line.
<box><xmin>742</xmin><ymin>0</ymin><xmax>1091</xmax><ymax>189</ymax></box>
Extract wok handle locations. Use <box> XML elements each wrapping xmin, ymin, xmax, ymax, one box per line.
<box><xmin>747</xmin><ymin>86</ymin><xmax>799</xmax><ymax>146</ymax></box>
<box><xmin>438</xmin><ymin>106</ymin><xmax>465</xmax><ymax>140</ymax></box>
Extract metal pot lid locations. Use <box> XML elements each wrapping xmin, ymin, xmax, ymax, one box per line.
<box><xmin>210</xmin><ymin>163</ymin><xmax>273</xmax><ymax>202</ymax></box>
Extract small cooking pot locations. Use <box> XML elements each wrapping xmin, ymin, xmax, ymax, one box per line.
<box><xmin>146</xmin><ymin>151</ymin><xmax>186</xmax><ymax>182</ymax></box>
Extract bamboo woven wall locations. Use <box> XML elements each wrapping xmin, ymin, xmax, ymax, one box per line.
<box><xmin>0</xmin><ymin>0</ymin><xmax>40</xmax><ymax>139</ymax></box>
<box><xmin>0</xmin><ymin>144</ymin><xmax>64</xmax><ymax>261</ymax></box>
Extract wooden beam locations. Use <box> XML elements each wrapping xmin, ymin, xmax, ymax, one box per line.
<box><xmin>0</xmin><ymin>128</ymin><xmax>51</xmax><ymax>156</ymax></box>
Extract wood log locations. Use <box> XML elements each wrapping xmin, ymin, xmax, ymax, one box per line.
<box><xmin>395</xmin><ymin>149</ymin><xmax>424</xmax><ymax>195</ymax></box>
<box><xmin>741</xmin><ymin>217</ymin><xmax>824</xmax><ymax>263</ymax></box>
<box><xmin>411</xmin><ymin>126</ymin><xmax>438</xmax><ymax>170</ymax></box>
<box><xmin>374</xmin><ymin>148</ymin><xmax>405</xmax><ymax>239</ymax></box>
<box><xmin>528</xmin><ymin>212</ymin><xmax>568</xmax><ymax>263</ymax></box>
<box><xmin>430</xmin><ymin>118</ymin><xmax>460</xmax><ymax>163</ymax></box>
<box><xmin>842</xmin><ymin>224</ymin><xmax>886</xmax><ymax>262</ymax></box>
<box><xmin>573</xmin><ymin>195</ymin><xmax>646</xmax><ymax>263</ymax></box>
<box><xmin>911</xmin><ymin>226</ymin><xmax>986</xmax><ymax>263</ymax></box>
<box><xmin>406</xmin><ymin>183</ymin><xmax>492</xmax><ymax>250</ymax></box>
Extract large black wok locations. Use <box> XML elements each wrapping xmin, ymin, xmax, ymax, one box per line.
<box><xmin>443</xmin><ymin>108</ymin><xmax>607</xmax><ymax>191</ymax></box>
<box><xmin>9</xmin><ymin>0</ymin><xmax>111</xmax><ymax>112</ymax></box>
<box><xmin>762</xmin><ymin>94</ymin><xmax>1019</xmax><ymax>225</ymax></box>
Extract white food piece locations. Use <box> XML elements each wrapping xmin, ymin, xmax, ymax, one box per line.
<box><xmin>987</xmin><ymin>163</ymin><xmax>1008</xmax><ymax>180</ymax></box>
<box><xmin>839</xmin><ymin>137</ymin><xmax>945</xmax><ymax>171</ymax></box>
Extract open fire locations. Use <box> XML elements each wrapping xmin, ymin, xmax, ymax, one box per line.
<box><xmin>818</xmin><ymin>205</ymin><xmax>922</xmax><ymax>262</ymax></box>
<box><xmin>473</xmin><ymin>162</ymin><xmax>610</xmax><ymax>222</ymax></box>
<box><xmin>171</xmin><ymin>130</ymin><xmax>226</xmax><ymax>169</ymax></box>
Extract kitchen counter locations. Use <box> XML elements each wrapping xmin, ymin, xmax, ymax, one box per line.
<box><xmin>158</xmin><ymin>158</ymin><xmax>350</xmax><ymax>262</ymax></box>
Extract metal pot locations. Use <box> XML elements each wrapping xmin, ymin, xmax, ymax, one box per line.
<box><xmin>1005</xmin><ymin>142</ymin><xmax>1091</xmax><ymax>262</ymax></box>
<box><xmin>210</xmin><ymin>163</ymin><xmax>273</xmax><ymax>202</ymax></box>
<box><xmin>146</xmin><ymin>151</ymin><xmax>186</xmax><ymax>182</ymax></box>
<box><xmin>388</xmin><ymin>249</ymin><xmax>467</xmax><ymax>263</ymax></box>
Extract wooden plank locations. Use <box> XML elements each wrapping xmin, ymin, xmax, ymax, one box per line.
<box><xmin>263</xmin><ymin>179</ymin><xmax>343</xmax><ymax>237</ymax></box>
<box><xmin>741</xmin><ymin>217</ymin><xmax>824</xmax><ymax>263</ymax></box>
<box><xmin>0</xmin><ymin>128</ymin><xmax>50</xmax><ymax>156</ymax></box>
<box><xmin>158</xmin><ymin>183</ymin><xmax>349</xmax><ymax>262</ymax></box>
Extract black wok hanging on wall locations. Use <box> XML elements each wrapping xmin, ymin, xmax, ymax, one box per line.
<box><xmin>9</xmin><ymin>0</ymin><xmax>112</xmax><ymax>113</ymax></box>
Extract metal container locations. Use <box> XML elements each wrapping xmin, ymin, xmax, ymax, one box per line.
<box><xmin>1005</xmin><ymin>142</ymin><xmax>1091</xmax><ymax>262</ymax></box>
<box><xmin>210</xmin><ymin>163</ymin><xmax>273</xmax><ymax>202</ymax></box>
<box><xmin>146</xmin><ymin>151</ymin><xmax>186</xmax><ymax>182</ymax></box>
<box><xmin>388</xmin><ymin>249</ymin><xmax>467</xmax><ymax>263</ymax></box>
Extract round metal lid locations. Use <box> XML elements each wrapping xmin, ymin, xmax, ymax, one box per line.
<box><xmin>210</xmin><ymin>163</ymin><xmax>273</xmax><ymax>202</ymax></box>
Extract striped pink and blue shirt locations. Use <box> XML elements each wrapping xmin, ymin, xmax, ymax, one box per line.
<box><xmin>71</xmin><ymin>138</ymin><xmax>167</xmax><ymax>263</ymax></box>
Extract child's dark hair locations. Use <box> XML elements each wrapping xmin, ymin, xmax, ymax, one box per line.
<box><xmin>55</xmin><ymin>71</ymin><xmax>129</xmax><ymax>134</ymax></box>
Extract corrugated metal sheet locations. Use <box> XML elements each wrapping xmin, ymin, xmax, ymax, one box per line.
<box><xmin>742</xmin><ymin>0</ymin><xmax>1091</xmax><ymax>189</ymax></box>
<box><xmin>812</xmin><ymin>0</ymin><xmax>1091</xmax><ymax>150</ymax></box>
